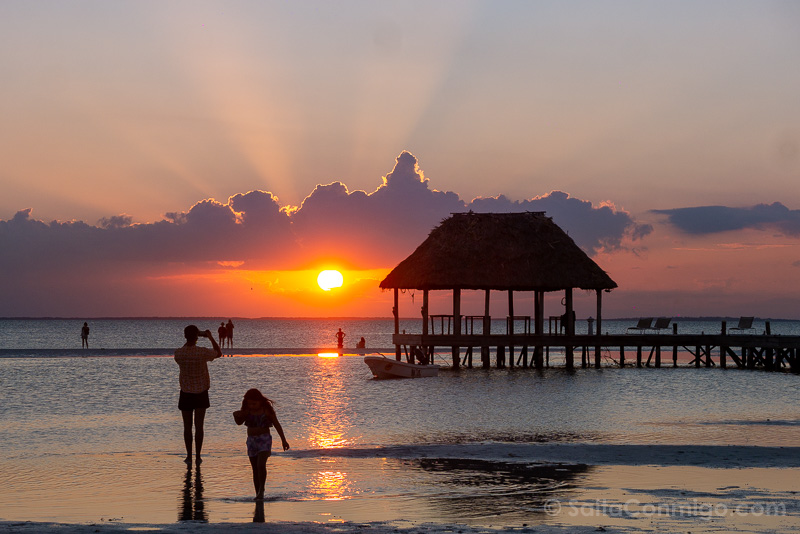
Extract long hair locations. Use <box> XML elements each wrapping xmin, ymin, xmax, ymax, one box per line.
<box><xmin>241</xmin><ymin>388</ymin><xmax>274</xmax><ymax>412</ymax></box>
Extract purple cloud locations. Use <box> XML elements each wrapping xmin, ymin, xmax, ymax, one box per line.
<box><xmin>1</xmin><ymin>151</ymin><xmax>657</xmax><ymax>315</ymax></box>
<box><xmin>290</xmin><ymin>151</ymin><xmax>464</xmax><ymax>266</ymax></box>
<box><xmin>468</xmin><ymin>191</ymin><xmax>653</xmax><ymax>254</ymax></box>
<box><xmin>653</xmin><ymin>203</ymin><xmax>800</xmax><ymax>236</ymax></box>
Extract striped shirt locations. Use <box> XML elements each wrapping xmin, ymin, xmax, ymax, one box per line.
<box><xmin>174</xmin><ymin>345</ymin><xmax>219</xmax><ymax>394</ymax></box>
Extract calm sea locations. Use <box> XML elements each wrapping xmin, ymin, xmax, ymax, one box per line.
<box><xmin>1</xmin><ymin>316</ymin><xmax>797</xmax><ymax>354</ymax></box>
<box><xmin>1</xmin><ymin>318</ymin><xmax>799</xmax><ymax>529</ymax></box>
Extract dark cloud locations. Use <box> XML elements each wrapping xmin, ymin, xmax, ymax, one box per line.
<box><xmin>0</xmin><ymin>192</ymin><xmax>296</xmax><ymax>273</ymax></box>
<box><xmin>98</xmin><ymin>214</ymin><xmax>134</xmax><ymax>229</ymax></box>
<box><xmin>1</xmin><ymin>151</ymin><xmax>656</xmax><ymax>314</ymax></box>
<box><xmin>468</xmin><ymin>191</ymin><xmax>653</xmax><ymax>254</ymax></box>
<box><xmin>290</xmin><ymin>151</ymin><xmax>464</xmax><ymax>266</ymax></box>
<box><xmin>653</xmin><ymin>203</ymin><xmax>800</xmax><ymax>236</ymax></box>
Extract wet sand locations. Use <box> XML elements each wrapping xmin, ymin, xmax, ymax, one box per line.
<box><xmin>2</xmin><ymin>455</ymin><xmax>798</xmax><ymax>534</ymax></box>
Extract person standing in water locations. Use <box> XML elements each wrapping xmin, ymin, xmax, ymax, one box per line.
<box><xmin>233</xmin><ymin>388</ymin><xmax>290</xmax><ymax>500</ymax></box>
<box><xmin>81</xmin><ymin>322</ymin><xmax>90</xmax><ymax>349</ymax></box>
<box><xmin>335</xmin><ymin>328</ymin><xmax>346</xmax><ymax>349</ymax></box>
<box><xmin>175</xmin><ymin>325</ymin><xmax>222</xmax><ymax>466</ymax></box>
<box><xmin>225</xmin><ymin>319</ymin><xmax>235</xmax><ymax>348</ymax></box>
<box><xmin>218</xmin><ymin>322</ymin><xmax>227</xmax><ymax>348</ymax></box>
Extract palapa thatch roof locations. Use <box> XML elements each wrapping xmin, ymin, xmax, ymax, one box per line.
<box><xmin>380</xmin><ymin>212</ymin><xmax>617</xmax><ymax>292</ymax></box>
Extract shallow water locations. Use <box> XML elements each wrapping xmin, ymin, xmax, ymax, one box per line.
<box><xmin>1</xmin><ymin>318</ymin><xmax>800</xmax><ymax>529</ymax></box>
<box><xmin>1</xmin><ymin>317</ymin><xmax>796</xmax><ymax>351</ymax></box>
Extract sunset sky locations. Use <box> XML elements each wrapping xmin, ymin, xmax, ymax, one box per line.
<box><xmin>2</xmin><ymin>1</ymin><xmax>799</xmax><ymax>319</ymax></box>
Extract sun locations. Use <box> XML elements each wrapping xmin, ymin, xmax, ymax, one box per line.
<box><xmin>317</xmin><ymin>270</ymin><xmax>344</xmax><ymax>291</ymax></box>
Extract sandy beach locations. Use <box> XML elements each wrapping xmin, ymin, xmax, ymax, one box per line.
<box><xmin>0</xmin><ymin>521</ymin><xmax>661</xmax><ymax>534</ymax></box>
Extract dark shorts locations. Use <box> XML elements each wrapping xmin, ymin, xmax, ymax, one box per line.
<box><xmin>178</xmin><ymin>390</ymin><xmax>210</xmax><ymax>411</ymax></box>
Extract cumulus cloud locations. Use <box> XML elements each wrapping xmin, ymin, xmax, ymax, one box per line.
<box><xmin>0</xmin><ymin>151</ymin><xmax>657</xmax><ymax>315</ymax></box>
<box><xmin>468</xmin><ymin>191</ymin><xmax>653</xmax><ymax>254</ymax></box>
<box><xmin>0</xmin><ymin>191</ymin><xmax>296</xmax><ymax>275</ymax></box>
<box><xmin>290</xmin><ymin>151</ymin><xmax>464</xmax><ymax>266</ymax></box>
<box><xmin>97</xmin><ymin>214</ymin><xmax>134</xmax><ymax>229</ymax></box>
<box><xmin>653</xmin><ymin>203</ymin><xmax>800</xmax><ymax>236</ymax></box>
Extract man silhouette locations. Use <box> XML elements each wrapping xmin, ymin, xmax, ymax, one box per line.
<box><xmin>174</xmin><ymin>325</ymin><xmax>222</xmax><ymax>466</ymax></box>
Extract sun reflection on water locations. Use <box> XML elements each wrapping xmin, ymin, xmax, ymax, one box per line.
<box><xmin>310</xmin><ymin>463</ymin><xmax>352</xmax><ymax>501</ymax></box>
<box><xmin>306</xmin><ymin>356</ymin><xmax>354</xmax><ymax>449</ymax></box>
<box><xmin>303</xmin><ymin>355</ymin><xmax>357</xmax><ymax>499</ymax></box>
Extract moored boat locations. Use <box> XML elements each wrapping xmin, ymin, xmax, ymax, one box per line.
<box><xmin>364</xmin><ymin>355</ymin><xmax>440</xmax><ymax>379</ymax></box>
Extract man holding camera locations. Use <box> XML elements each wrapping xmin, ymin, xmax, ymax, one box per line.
<box><xmin>174</xmin><ymin>325</ymin><xmax>222</xmax><ymax>466</ymax></box>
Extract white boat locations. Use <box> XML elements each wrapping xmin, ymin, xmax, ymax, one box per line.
<box><xmin>364</xmin><ymin>355</ymin><xmax>440</xmax><ymax>379</ymax></box>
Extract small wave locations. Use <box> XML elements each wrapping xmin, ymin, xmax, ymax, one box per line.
<box><xmin>285</xmin><ymin>442</ymin><xmax>800</xmax><ymax>468</ymax></box>
<box><xmin>219</xmin><ymin>493</ymin><xmax>296</xmax><ymax>503</ymax></box>
<box><xmin>705</xmin><ymin>419</ymin><xmax>800</xmax><ymax>427</ymax></box>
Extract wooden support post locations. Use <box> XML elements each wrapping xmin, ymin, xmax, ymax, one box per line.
<box><xmin>655</xmin><ymin>345</ymin><xmax>661</xmax><ymax>368</ymax></box>
<box><xmin>482</xmin><ymin>290</ymin><xmax>491</xmax><ymax>368</ymax></box>
<box><xmin>422</xmin><ymin>290</ymin><xmax>432</xmax><ymax>360</ymax></box>
<box><xmin>496</xmin><ymin>344</ymin><xmax>505</xmax><ymax>368</ymax></box>
<box><xmin>595</xmin><ymin>289</ymin><xmax>602</xmax><ymax>368</ymax></box>
<box><xmin>705</xmin><ymin>345</ymin><xmax>712</xmax><ymax>368</ymax></box>
<box><xmin>422</xmin><ymin>290</ymin><xmax>429</xmax><ymax>336</ymax></box>
<box><xmin>534</xmin><ymin>291</ymin><xmax>544</xmax><ymax>369</ymax></box>
<box><xmin>452</xmin><ymin>289</ymin><xmax>461</xmax><ymax>368</ymax></box>
<box><xmin>695</xmin><ymin>346</ymin><xmax>701</xmax><ymax>368</ymax></box>
<box><xmin>565</xmin><ymin>288</ymin><xmax>574</xmax><ymax>369</ymax></box>
<box><xmin>394</xmin><ymin>288</ymin><xmax>401</xmax><ymax>361</ymax></box>
<box><xmin>720</xmin><ymin>320</ymin><xmax>727</xmax><ymax>369</ymax></box>
<box><xmin>672</xmin><ymin>323</ymin><xmax>678</xmax><ymax>367</ymax></box>
<box><xmin>636</xmin><ymin>346</ymin><xmax>642</xmax><ymax>368</ymax></box>
<box><xmin>619</xmin><ymin>345</ymin><xmax>625</xmax><ymax>367</ymax></box>
<box><xmin>508</xmin><ymin>290</ymin><xmax>515</xmax><ymax>368</ymax></box>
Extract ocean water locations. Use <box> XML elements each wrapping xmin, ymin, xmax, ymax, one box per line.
<box><xmin>0</xmin><ymin>316</ymin><xmax>796</xmax><ymax>353</ymax></box>
<box><xmin>1</xmin><ymin>318</ymin><xmax>800</xmax><ymax>530</ymax></box>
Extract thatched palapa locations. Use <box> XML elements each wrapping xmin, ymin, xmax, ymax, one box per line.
<box><xmin>380</xmin><ymin>211</ymin><xmax>617</xmax><ymax>292</ymax></box>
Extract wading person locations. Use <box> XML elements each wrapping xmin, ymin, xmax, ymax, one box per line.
<box><xmin>81</xmin><ymin>322</ymin><xmax>90</xmax><ymax>349</ymax></box>
<box><xmin>218</xmin><ymin>322</ymin><xmax>227</xmax><ymax>348</ymax></box>
<box><xmin>335</xmin><ymin>328</ymin><xmax>346</xmax><ymax>349</ymax></box>
<box><xmin>225</xmin><ymin>319</ymin><xmax>235</xmax><ymax>348</ymax></box>
<box><xmin>233</xmin><ymin>388</ymin><xmax>290</xmax><ymax>500</ymax></box>
<box><xmin>175</xmin><ymin>325</ymin><xmax>222</xmax><ymax>466</ymax></box>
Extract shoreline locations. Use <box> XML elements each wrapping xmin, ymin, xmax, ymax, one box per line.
<box><xmin>0</xmin><ymin>521</ymin><xmax>648</xmax><ymax>534</ymax></box>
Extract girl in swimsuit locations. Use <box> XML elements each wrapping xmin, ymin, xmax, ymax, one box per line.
<box><xmin>233</xmin><ymin>388</ymin><xmax>290</xmax><ymax>500</ymax></box>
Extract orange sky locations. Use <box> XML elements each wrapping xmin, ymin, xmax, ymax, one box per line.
<box><xmin>1</xmin><ymin>2</ymin><xmax>799</xmax><ymax>318</ymax></box>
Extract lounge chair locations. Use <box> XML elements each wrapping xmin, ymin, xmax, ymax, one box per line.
<box><xmin>729</xmin><ymin>316</ymin><xmax>755</xmax><ymax>334</ymax></box>
<box><xmin>653</xmin><ymin>317</ymin><xmax>672</xmax><ymax>333</ymax></box>
<box><xmin>627</xmin><ymin>317</ymin><xmax>653</xmax><ymax>334</ymax></box>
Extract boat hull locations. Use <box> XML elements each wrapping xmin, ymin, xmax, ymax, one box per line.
<box><xmin>364</xmin><ymin>356</ymin><xmax>440</xmax><ymax>379</ymax></box>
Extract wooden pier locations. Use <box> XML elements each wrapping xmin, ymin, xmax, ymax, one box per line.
<box><xmin>392</xmin><ymin>328</ymin><xmax>800</xmax><ymax>372</ymax></box>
